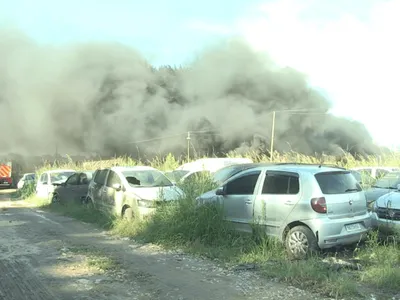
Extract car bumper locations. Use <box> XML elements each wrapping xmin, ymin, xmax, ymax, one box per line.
<box><xmin>370</xmin><ymin>212</ymin><xmax>400</xmax><ymax>233</ymax></box>
<box><xmin>307</xmin><ymin>214</ymin><xmax>372</xmax><ymax>249</ymax></box>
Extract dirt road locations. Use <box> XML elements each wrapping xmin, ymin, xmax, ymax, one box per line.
<box><xmin>0</xmin><ymin>189</ymin><xmax>331</xmax><ymax>300</ymax></box>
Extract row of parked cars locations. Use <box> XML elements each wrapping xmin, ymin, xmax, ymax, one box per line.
<box><xmin>28</xmin><ymin>159</ymin><xmax>400</xmax><ymax>259</ymax></box>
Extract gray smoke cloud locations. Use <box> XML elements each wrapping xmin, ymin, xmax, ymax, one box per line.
<box><xmin>0</xmin><ymin>28</ymin><xmax>379</xmax><ymax>160</ymax></box>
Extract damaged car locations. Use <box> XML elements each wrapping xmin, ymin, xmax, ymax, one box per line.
<box><xmin>36</xmin><ymin>169</ymin><xmax>76</xmax><ymax>199</ymax></box>
<box><xmin>87</xmin><ymin>166</ymin><xmax>184</xmax><ymax>219</ymax></box>
<box><xmin>51</xmin><ymin>171</ymin><xmax>94</xmax><ymax>203</ymax></box>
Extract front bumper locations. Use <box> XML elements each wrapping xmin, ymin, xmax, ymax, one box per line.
<box><xmin>370</xmin><ymin>212</ymin><xmax>400</xmax><ymax>234</ymax></box>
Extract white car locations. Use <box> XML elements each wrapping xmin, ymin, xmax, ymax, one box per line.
<box><xmin>170</xmin><ymin>158</ymin><xmax>253</xmax><ymax>183</ymax></box>
<box><xmin>87</xmin><ymin>166</ymin><xmax>184</xmax><ymax>219</ymax></box>
<box><xmin>351</xmin><ymin>166</ymin><xmax>400</xmax><ymax>179</ymax></box>
<box><xmin>17</xmin><ymin>173</ymin><xmax>36</xmax><ymax>189</ymax></box>
<box><xmin>36</xmin><ymin>169</ymin><xmax>76</xmax><ymax>199</ymax></box>
<box><xmin>371</xmin><ymin>184</ymin><xmax>400</xmax><ymax>233</ymax></box>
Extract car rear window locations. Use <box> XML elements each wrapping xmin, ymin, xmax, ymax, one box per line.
<box><xmin>315</xmin><ymin>171</ymin><xmax>362</xmax><ymax>194</ymax></box>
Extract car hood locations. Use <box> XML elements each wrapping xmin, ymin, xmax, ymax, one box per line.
<box><xmin>364</xmin><ymin>188</ymin><xmax>393</xmax><ymax>202</ymax></box>
<box><xmin>376</xmin><ymin>192</ymin><xmax>400</xmax><ymax>209</ymax></box>
<box><xmin>127</xmin><ymin>185</ymin><xmax>184</xmax><ymax>201</ymax></box>
<box><xmin>196</xmin><ymin>189</ymin><xmax>220</xmax><ymax>204</ymax></box>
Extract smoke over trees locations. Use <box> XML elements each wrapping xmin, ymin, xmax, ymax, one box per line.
<box><xmin>0</xmin><ymin>29</ymin><xmax>378</xmax><ymax>160</ymax></box>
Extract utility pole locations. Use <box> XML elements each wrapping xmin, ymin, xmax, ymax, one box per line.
<box><xmin>186</xmin><ymin>131</ymin><xmax>191</xmax><ymax>163</ymax></box>
<box><xmin>270</xmin><ymin>111</ymin><xmax>276</xmax><ymax>162</ymax></box>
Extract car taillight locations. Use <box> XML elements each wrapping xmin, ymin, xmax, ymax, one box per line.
<box><xmin>311</xmin><ymin>197</ymin><xmax>327</xmax><ymax>213</ymax></box>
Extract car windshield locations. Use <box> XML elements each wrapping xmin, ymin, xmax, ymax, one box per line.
<box><xmin>168</xmin><ymin>170</ymin><xmax>190</xmax><ymax>182</ymax></box>
<box><xmin>50</xmin><ymin>171</ymin><xmax>75</xmax><ymax>183</ymax></box>
<box><xmin>213</xmin><ymin>165</ymin><xmax>247</xmax><ymax>184</ymax></box>
<box><xmin>122</xmin><ymin>170</ymin><xmax>173</xmax><ymax>187</ymax></box>
<box><xmin>373</xmin><ymin>172</ymin><xmax>400</xmax><ymax>189</ymax></box>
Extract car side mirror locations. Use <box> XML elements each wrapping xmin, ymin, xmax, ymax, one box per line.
<box><xmin>215</xmin><ymin>187</ymin><xmax>226</xmax><ymax>196</ymax></box>
<box><xmin>112</xmin><ymin>183</ymin><xmax>122</xmax><ymax>191</ymax></box>
<box><xmin>61</xmin><ymin>182</ymin><xmax>66</xmax><ymax>187</ymax></box>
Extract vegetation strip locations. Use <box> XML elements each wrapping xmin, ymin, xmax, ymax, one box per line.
<box><xmin>16</xmin><ymin>152</ymin><xmax>400</xmax><ymax>299</ymax></box>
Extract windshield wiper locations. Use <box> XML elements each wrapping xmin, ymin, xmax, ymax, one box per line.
<box><xmin>345</xmin><ymin>188</ymin><xmax>359</xmax><ymax>192</ymax></box>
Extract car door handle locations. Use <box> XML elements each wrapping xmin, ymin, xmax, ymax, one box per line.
<box><xmin>284</xmin><ymin>200</ymin><xmax>294</xmax><ymax>205</ymax></box>
<box><xmin>245</xmin><ymin>199</ymin><xmax>252</xmax><ymax>205</ymax></box>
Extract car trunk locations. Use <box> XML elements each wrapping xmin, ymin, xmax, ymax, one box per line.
<box><xmin>315</xmin><ymin>171</ymin><xmax>367</xmax><ymax>219</ymax></box>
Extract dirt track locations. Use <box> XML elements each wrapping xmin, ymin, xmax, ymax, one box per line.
<box><xmin>0</xmin><ymin>189</ymin><xmax>331</xmax><ymax>300</ymax></box>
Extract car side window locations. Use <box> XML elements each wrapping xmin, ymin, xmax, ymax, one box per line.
<box><xmin>65</xmin><ymin>174</ymin><xmax>79</xmax><ymax>185</ymax></box>
<box><xmin>225</xmin><ymin>172</ymin><xmax>261</xmax><ymax>195</ymax></box>
<box><xmin>79</xmin><ymin>173</ymin><xmax>91</xmax><ymax>185</ymax></box>
<box><xmin>262</xmin><ymin>173</ymin><xmax>299</xmax><ymax>195</ymax></box>
<box><xmin>106</xmin><ymin>171</ymin><xmax>122</xmax><ymax>187</ymax></box>
<box><xmin>94</xmin><ymin>169</ymin><xmax>108</xmax><ymax>185</ymax></box>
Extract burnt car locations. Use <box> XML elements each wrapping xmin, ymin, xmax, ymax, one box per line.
<box><xmin>51</xmin><ymin>171</ymin><xmax>94</xmax><ymax>204</ymax></box>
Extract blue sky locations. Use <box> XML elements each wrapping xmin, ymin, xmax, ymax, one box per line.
<box><xmin>1</xmin><ymin>0</ymin><xmax>398</xmax><ymax>147</ymax></box>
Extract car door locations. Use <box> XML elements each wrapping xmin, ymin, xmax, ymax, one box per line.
<box><xmin>253</xmin><ymin>171</ymin><xmax>301</xmax><ymax>237</ymax></box>
<box><xmin>74</xmin><ymin>172</ymin><xmax>93</xmax><ymax>202</ymax></box>
<box><xmin>57</xmin><ymin>173</ymin><xmax>80</xmax><ymax>202</ymax></box>
<box><xmin>219</xmin><ymin>170</ymin><xmax>262</xmax><ymax>233</ymax></box>
<box><xmin>92</xmin><ymin>169</ymin><xmax>109</xmax><ymax>206</ymax></box>
<box><xmin>102</xmin><ymin>170</ymin><xmax>124</xmax><ymax>213</ymax></box>
<box><xmin>36</xmin><ymin>173</ymin><xmax>49</xmax><ymax>198</ymax></box>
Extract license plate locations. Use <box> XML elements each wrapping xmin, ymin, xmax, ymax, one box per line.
<box><xmin>346</xmin><ymin>223</ymin><xmax>361</xmax><ymax>231</ymax></box>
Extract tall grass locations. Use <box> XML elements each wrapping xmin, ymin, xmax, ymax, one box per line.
<box><xmin>22</xmin><ymin>150</ymin><xmax>400</xmax><ymax>299</ymax></box>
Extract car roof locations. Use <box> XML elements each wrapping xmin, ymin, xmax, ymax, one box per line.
<box><xmin>351</xmin><ymin>166</ymin><xmax>399</xmax><ymax>170</ymax></box>
<box><xmin>239</xmin><ymin>164</ymin><xmax>346</xmax><ymax>175</ymax></box>
<box><xmin>110</xmin><ymin>166</ymin><xmax>157</xmax><ymax>172</ymax></box>
<box><xmin>46</xmin><ymin>169</ymin><xmax>76</xmax><ymax>174</ymax></box>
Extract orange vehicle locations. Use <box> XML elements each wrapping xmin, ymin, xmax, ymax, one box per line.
<box><xmin>0</xmin><ymin>161</ymin><xmax>12</xmax><ymax>188</ymax></box>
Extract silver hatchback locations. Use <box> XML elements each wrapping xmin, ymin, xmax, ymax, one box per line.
<box><xmin>196</xmin><ymin>164</ymin><xmax>372</xmax><ymax>259</ymax></box>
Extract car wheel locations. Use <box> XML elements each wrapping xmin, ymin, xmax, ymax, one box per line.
<box><xmin>123</xmin><ymin>207</ymin><xmax>134</xmax><ymax>221</ymax></box>
<box><xmin>51</xmin><ymin>193</ymin><xmax>59</xmax><ymax>203</ymax></box>
<box><xmin>285</xmin><ymin>225</ymin><xmax>319</xmax><ymax>260</ymax></box>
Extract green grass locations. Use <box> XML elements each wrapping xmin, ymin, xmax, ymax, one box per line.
<box><xmin>67</xmin><ymin>245</ymin><xmax>120</xmax><ymax>272</ymax></box>
<box><xmin>20</xmin><ymin>151</ymin><xmax>400</xmax><ymax>299</ymax></box>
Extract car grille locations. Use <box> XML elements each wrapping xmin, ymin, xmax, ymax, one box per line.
<box><xmin>376</xmin><ymin>207</ymin><xmax>400</xmax><ymax>221</ymax></box>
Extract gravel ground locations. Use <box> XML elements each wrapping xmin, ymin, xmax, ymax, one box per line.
<box><xmin>0</xmin><ymin>190</ymin><xmax>342</xmax><ymax>300</ymax></box>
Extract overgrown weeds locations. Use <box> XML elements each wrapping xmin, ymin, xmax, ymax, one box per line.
<box><xmin>19</xmin><ymin>151</ymin><xmax>400</xmax><ymax>299</ymax></box>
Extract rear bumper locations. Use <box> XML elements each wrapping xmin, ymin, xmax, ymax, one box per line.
<box><xmin>306</xmin><ymin>214</ymin><xmax>372</xmax><ymax>249</ymax></box>
<box><xmin>0</xmin><ymin>177</ymin><xmax>12</xmax><ymax>186</ymax></box>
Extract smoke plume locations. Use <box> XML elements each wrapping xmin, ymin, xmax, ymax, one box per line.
<box><xmin>0</xmin><ymin>29</ymin><xmax>378</xmax><ymax>160</ymax></box>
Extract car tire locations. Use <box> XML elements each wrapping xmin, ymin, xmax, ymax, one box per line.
<box><xmin>51</xmin><ymin>193</ymin><xmax>59</xmax><ymax>203</ymax></box>
<box><xmin>285</xmin><ymin>225</ymin><xmax>319</xmax><ymax>260</ymax></box>
<box><xmin>123</xmin><ymin>207</ymin><xmax>134</xmax><ymax>221</ymax></box>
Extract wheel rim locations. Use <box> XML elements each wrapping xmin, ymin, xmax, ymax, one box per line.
<box><xmin>288</xmin><ymin>231</ymin><xmax>309</xmax><ymax>256</ymax></box>
<box><xmin>52</xmin><ymin>194</ymin><xmax>58</xmax><ymax>203</ymax></box>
